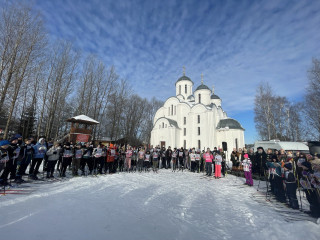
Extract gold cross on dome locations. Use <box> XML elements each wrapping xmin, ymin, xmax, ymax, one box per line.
<box><xmin>201</xmin><ymin>73</ymin><xmax>204</xmax><ymax>84</ymax></box>
<box><xmin>212</xmin><ymin>85</ymin><xmax>215</xmax><ymax>94</ymax></box>
<box><xmin>183</xmin><ymin>66</ymin><xmax>186</xmax><ymax>76</ymax></box>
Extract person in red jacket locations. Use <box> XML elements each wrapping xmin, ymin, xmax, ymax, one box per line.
<box><xmin>105</xmin><ymin>146</ymin><xmax>116</xmax><ymax>174</ymax></box>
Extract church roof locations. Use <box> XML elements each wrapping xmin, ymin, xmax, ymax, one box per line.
<box><xmin>195</xmin><ymin>84</ymin><xmax>210</xmax><ymax>91</ymax></box>
<box><xmin>211</xmin><ymin>94</ymin><xmax>220</xmax><ymax>99</ymax></box>
<box><xmin>217</xmin><ymin>118</ymin><xmax>244</xmax><ymax>130</ymax></box>
<box><xmin>167</xmin><ymin>118</ymin><xmax>179</xmax><ymax>129</ymax></box>
<box><xmin>187</xmin><ymin>95</ymin><xmax>194</xmax><ymax>100</ymax></box>
<box><xmin>176</xmin><ymin>75</ymin><xmax>194</xmax><ymax>85</ymax></box>
<box><xmin>155</xmin><ymin>117</ymin><xmax>180</xmax><ymax>129</ymax></box>
<box><xmin>66</xmin><ymin>115</ymin><xmax>99</xmax><ymax>125</ymax></box>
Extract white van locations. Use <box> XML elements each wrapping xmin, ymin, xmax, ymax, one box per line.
<box><xmin>254</xmin><ymin>140</ymin><xmax>309</xmax><ymax>153</ymax></box>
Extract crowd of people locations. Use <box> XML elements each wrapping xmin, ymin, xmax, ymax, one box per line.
<box><xmin>0</xmin><ymin>135</ymin><xmax>227</xmax><ymax>184</ymax></box>
<box><xmin>230</xmin><ymin>147</ymin><xmax>320</xmax><ymax>217</ymax></box>
<box><xmin>1</xmin><ymin>134</ymin><xmax>319</xmax><ymax>218</ymax></box>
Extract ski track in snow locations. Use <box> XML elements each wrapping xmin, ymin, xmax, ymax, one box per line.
<box><xmin>1</xmin><ymin>171</ymin><xmax>320</xmax><ymax>240</ymax></box>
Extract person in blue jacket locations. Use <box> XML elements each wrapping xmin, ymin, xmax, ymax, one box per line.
<box><xmin>29</xmin><ymin>138</ymin><xmax>47</xmax><ymax>180</ymax></box>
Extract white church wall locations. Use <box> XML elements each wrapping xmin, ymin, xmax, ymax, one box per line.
<box><xmin>216</xmin><ymin>129</ymin><xmax>246</xmax><ymax>160</ymax></box>
<box><xmin>194</xmin><ymin>89</ymin><xmax>211</xmax><ymax>105</ymax></box>
<box><xmin>175</xmin><ymin>80</ymin><xmax>193</xmax><ymax>99</ymax></box>
<box><xmin>211</xmin><ymin>99</ymin><xmax>222</xmax><ymax>107</ymax></box>
<box><xmin>153</xmin><ymin>107</ymin><xmax>165</xmax><ymax>125</ymax></box>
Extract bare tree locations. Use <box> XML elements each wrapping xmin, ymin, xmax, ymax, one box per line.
<box><xmin>254</xmin><ymin>83</ymin><xmax>303</xmax><ymax>141</ymax></box>
<box><xmin>0</xmin><ymin>3</ymin><xmax>47</xmax><ymax>138</ymax></box>
<box><xmin>305</xmin><ymin>58</ymin><xmax>320</xmax><ymax>140</ymax></box>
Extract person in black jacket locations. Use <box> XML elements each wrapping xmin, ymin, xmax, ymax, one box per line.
<box><xmin>60</xmin><ymin>142</ymin><xmax>73</xmax><ymax>177</ymax></box>
<box><xmin>178</xmin><ymin>147</ymin><xmax>185</xmax><ymax>171</ymax></box>
<box><xmin>255</xmin><ymin>147</ymin><xmax>267</xmax><ymax>180</ymax></box>
<box><xmin>81</xmin><ymin>142</ymin><xmax>93</xmax><ymax>175</ymax></box>
<box><xmin>284</xmin><ymin>163</ymin><xmax>299</xmax><ymax>209</ymax></box>
<box><xmin>15</xmin><ymin>138</ymin><xmax>34</xmax><ymax>183</ymax></box>
<box><xmin>160</xmin><ymin>147</ymin><xmax>166</xmax><ymax>169</ymax></box>
<box><xmin>165</xmin><ymin>146</ymin><xmax>172</xmax><ymax>169</ymax></box>
<box><xmin>0</xmin><ymin>140</ymin><xmax>13</xmax><ymax>186</ymax></box>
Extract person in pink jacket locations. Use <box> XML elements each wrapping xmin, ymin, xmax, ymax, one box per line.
<box><xmin>242</xmin><ymin>154</ymin><xmax>253</xmax><ymax>186</ymax></box>
<box><xmin>204</xmin><ymin>148</ymin><xmax>213</xmax><ymax>176</ymax></box>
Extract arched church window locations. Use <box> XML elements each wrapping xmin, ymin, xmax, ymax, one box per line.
<box><xmin>185</xmin><ymin>84</ymin><xmax>187</xmax><ymax>94</ymax></box>
<box><xmin>198</xmin><ymin>115</ymin><xmax>200</xmax><ymax>123</ymax></box>
<box><xmin>162</xmin><ymin>122</ymin><xmax>164</xmax><ymax>128</ymax></box>
<box><xmin>171</xmin><ymin>104</ymin><xmax>173</xmax><ymax>115</ymax></box>
<box><xmin>184</xmin><ymin>117</ymin><xmax>186</xmax><ymax>125</ymax></box>
<box><xmin>179</xmin><ymin>85</ymin><xmax>181</xmax><ymax>95</ymax></box>
<box><xmin>198</xmin><ymin>140</ymin><xmax>201</xmax><ymax>150</ymax></box>
<box><xmin>199</xmin><ymin>94</ymin><xmax>201</xmax><ymax>103</ymax></box>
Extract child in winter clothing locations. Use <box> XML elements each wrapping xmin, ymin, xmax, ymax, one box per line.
<box><xmin>195</xmin><ymin>150</ymin><xmax>201</xmax><ymax>173</ymax></box>
<box><xmin>284</xmin><ymin>163</ymin><xmax>299</xmax><ymax>209</ymax></box>
<box><xmin>190</xmin><ymin>149</ymin><xmax>196</xmax><ymax>172</ymax></box>
<box><xmin>73</xmin><ymin>143</ymin><xmax>83</xmax><ymax>176</ymax></box>
<box><xmin>214</xmin><ymin>153</ymin><xmax>222</xmax><ymax>179</ymax></box>
<box><xmin>152</xmin><ymin>148</ymin><xmax>159</xmax><ymax>172</ymax></box>
<box><xmin>242</xmin><ymin>154</ymin><xmax>253</xmax><ymax>186</ymax></box>
<box><xmin>125</xmin><ymin>146</ymin><xmax>133</xmax><ymax>171</ymax></box>
<box><xmin>172</xmin><ymin>148</ymin><xmax>178</xmax><ymax>172</ymax></box>
<box><xmin>46</xmin><ymin>142</ymin><xmax>61</xmax><ymax>178</ymax></box>
<box><xmin>204</xmin><ymin>148</ymin><xmax>213</xmax><ymax>176</ymax></box>
<box><xmin>144</xmin><ymin>150</ymin><xmax>151</xmax><ymax>172</ymax></box>
<box><xmin>61</xmin><ymin>142</ymin><xmax>73</xmax><ymax>177</ymax></box>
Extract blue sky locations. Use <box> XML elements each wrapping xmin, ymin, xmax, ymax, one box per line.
<box><xmin>31</xmin><ymin>0</ymin><xmax>320</xmax><ymax>143</ymax></box>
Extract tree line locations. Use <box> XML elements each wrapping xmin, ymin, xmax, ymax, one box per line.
<box><xmin>254</xmin><ymin>58</ymin><xmax>320</xmax><ymax>141</ymax></box>
<box><xmin>0</xmin><ymin>3</ymin><xmax>163</xmax><ymax>146</ymax></box>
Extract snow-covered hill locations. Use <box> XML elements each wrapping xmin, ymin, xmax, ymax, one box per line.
<box><xmin>1</xmin><ymin>171</ymin><xmax>319</xmax><ymax>240</ymax></box>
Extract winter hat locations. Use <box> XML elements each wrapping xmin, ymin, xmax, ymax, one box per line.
<box><xmin>9</xmin><ymin>136</ymin><xmax>18</xmax><ymax>142</ymax></box>
<box><xmin>271</xmin><ymin>155</ymin><xmax>278</xmax><ymax>161</ymax></box>
<box><xmin>284</xmin><ymin>163</ymin><xmax>292</xmax><ymax>170</ymax></box>
<box><xmin>244</xmin><ymin>154</ymin><xmax>249</xmax><ymax>159</ymax></box>
<box><xmin>14</xmin><ymin>134</ymin><xmax>22</xmax><ymax>139</ymax></box>
<box><xmin>65</xmin><ymin>142</ymin><xmax>71</xmax><ymax>146</ymax></box>
<box><xmin>0</xmin><ymin>140</ymin><xmax>10</xmax><ymax>147</ymax></box>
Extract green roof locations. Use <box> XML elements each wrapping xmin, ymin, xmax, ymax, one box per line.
<box><xmin>195</xmin><ymin>84</ymin><xmax>210</xmax><ymax>91</ymax></box>
<box><xmin>217</xmin><ymin>119</ymin><xmax>244</xmax><ymax>130</ymax></box>
<box><xmin>176</xmin><ymin>75</ymin><xmax>193</xmax><ymax>85</ymax></box>
<box><xmin>155</xmin><ymin>117</ymin><xmax>180</xmax><ymax>129</ymax></box>
<box><xmin>211</xmin><ymin>94</ymin><xmax>220</xmax><ymax>99</ymax></box>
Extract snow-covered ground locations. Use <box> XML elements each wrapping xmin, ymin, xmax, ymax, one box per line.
<box><xmin>1</xmin><ymin>171</ymin><xmax>320</xmax><ymax>240</ymax></box>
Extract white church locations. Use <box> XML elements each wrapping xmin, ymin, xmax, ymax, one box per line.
<box><xmin>150</xmin><ymin>69</ymin><xmax>245</xmax><ymax>152</ymax></box>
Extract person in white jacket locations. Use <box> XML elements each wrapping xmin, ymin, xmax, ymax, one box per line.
<box><xmin>190</xmin><ymin>149</ymin><xmax>196</xmax><ymax>172</ymax></box>
<box><xmin>46</xmin><ymin>142</ymin><xmax>61</xmax><ymax>178</ymax></box>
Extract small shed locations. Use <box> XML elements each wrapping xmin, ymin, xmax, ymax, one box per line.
<box><xmin>66</xmin><ymin>115</ymin><xmax>99</xmax><ymax>143</ymax></box>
